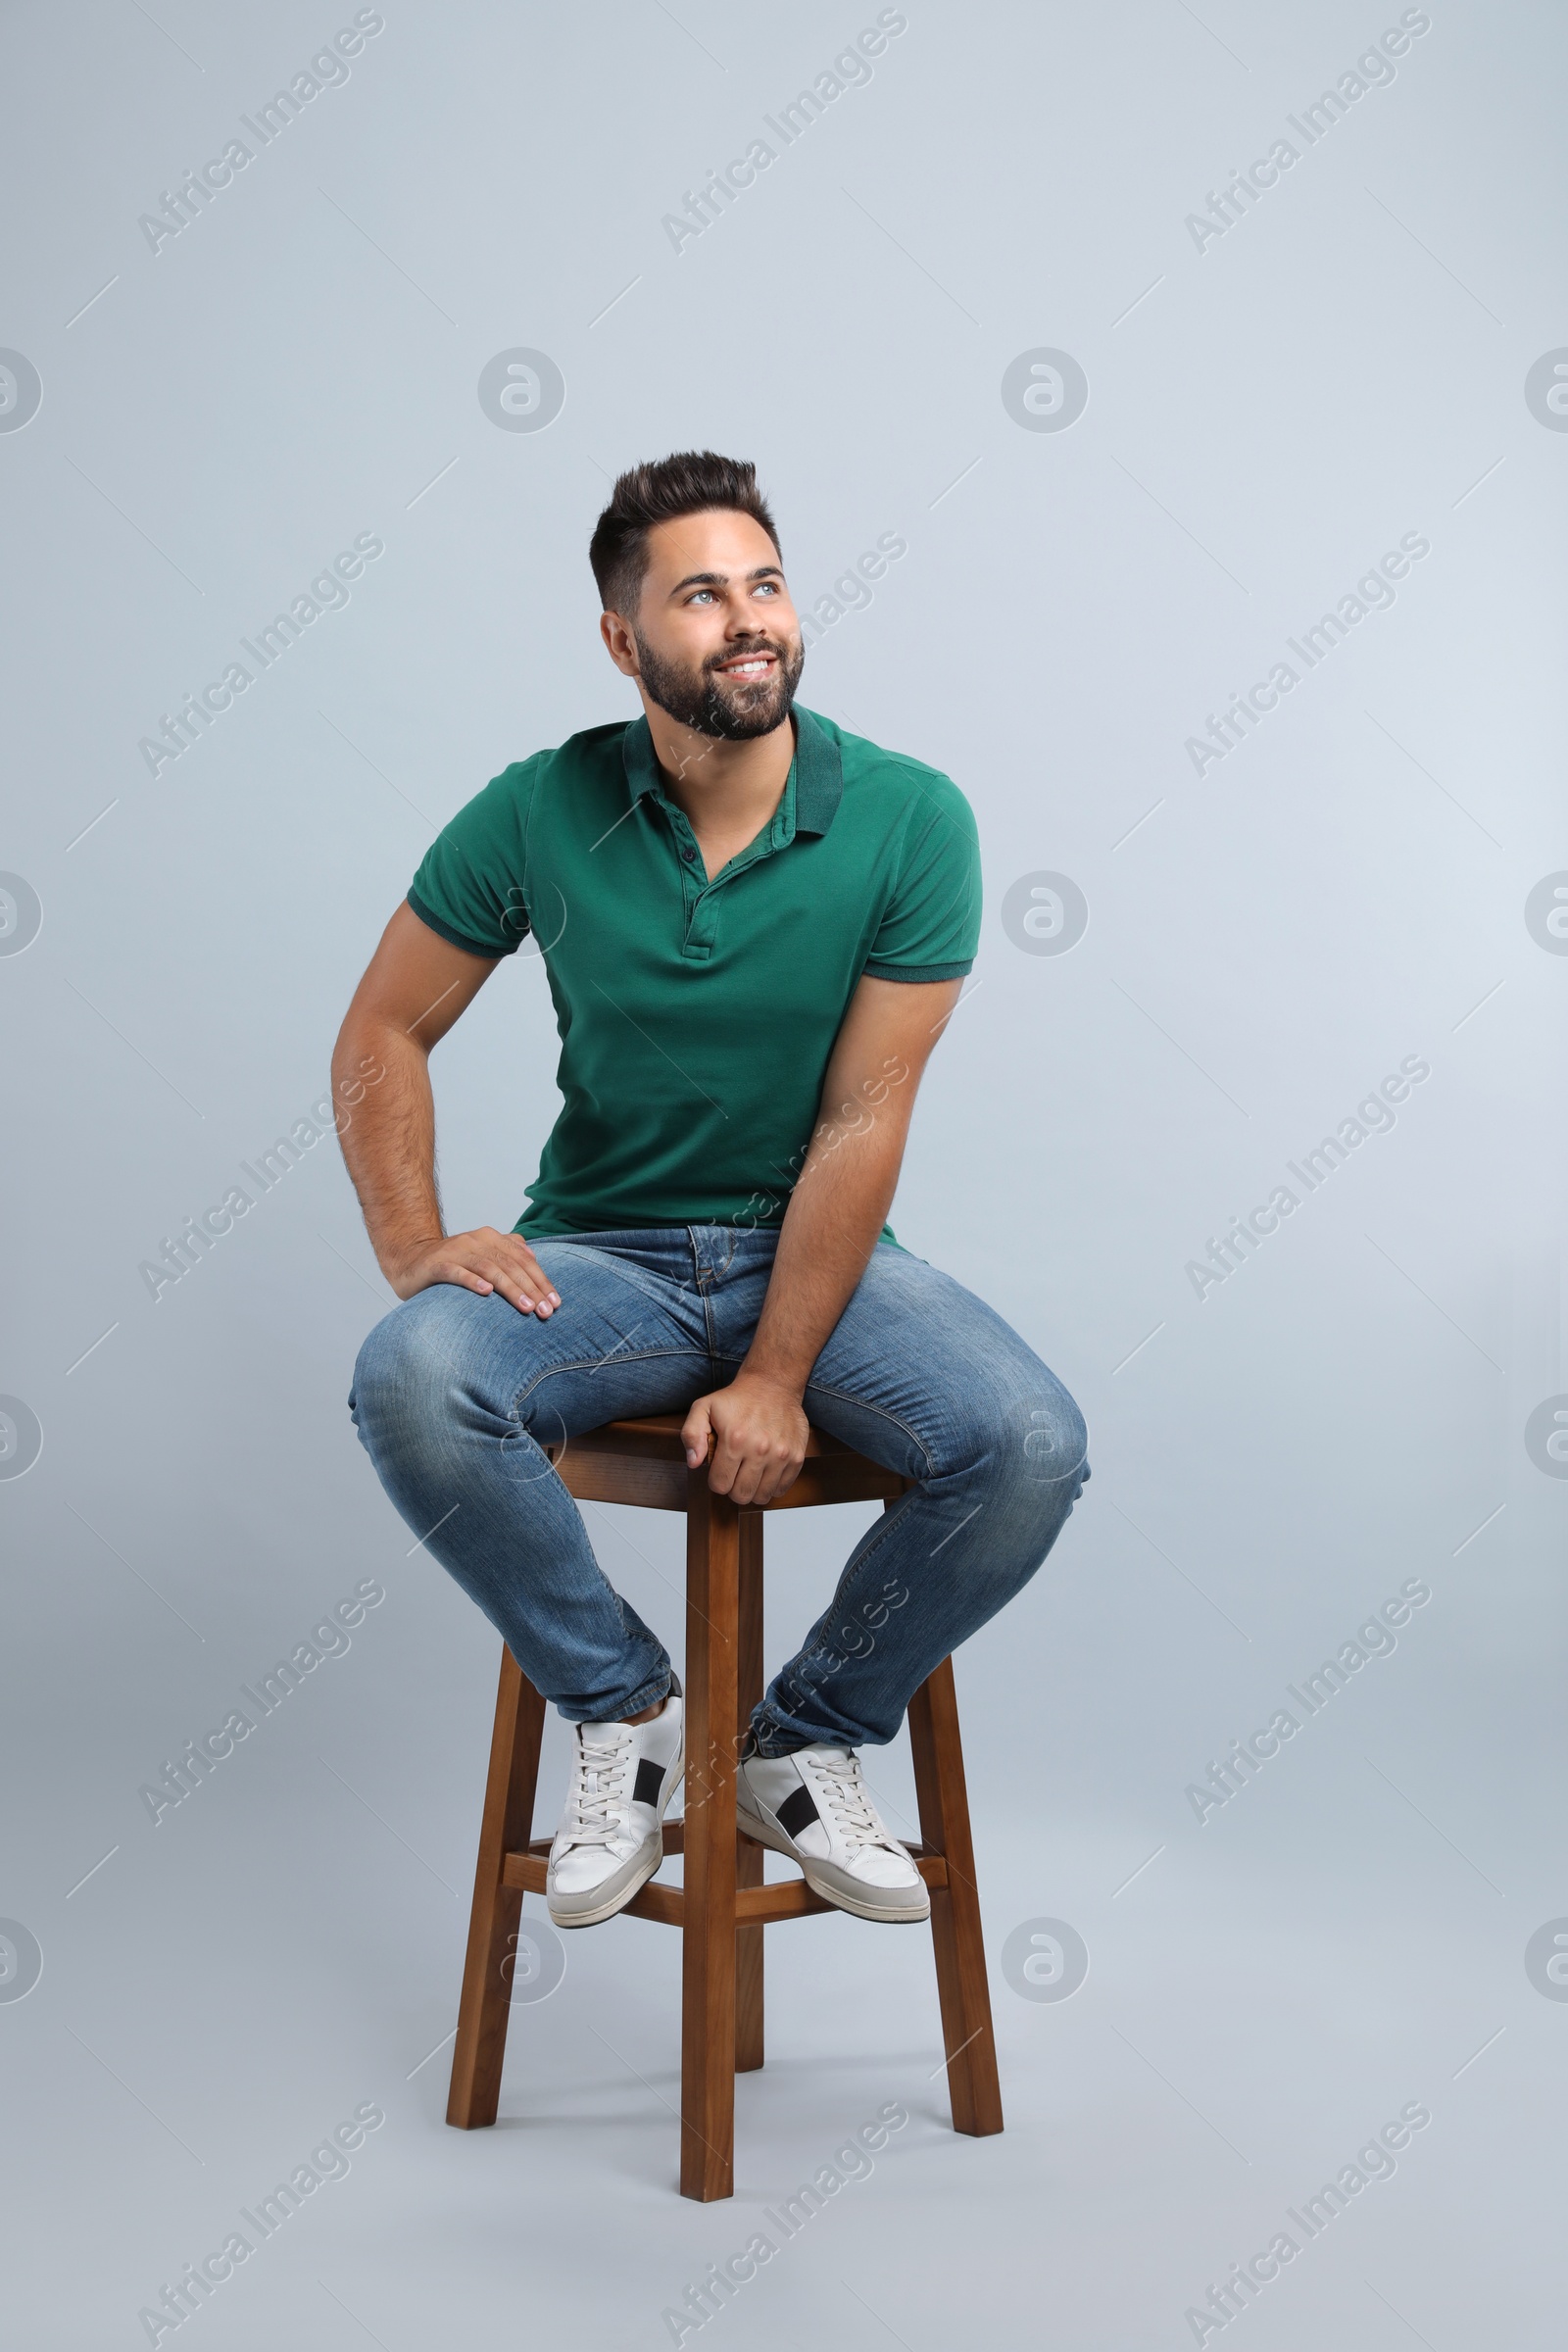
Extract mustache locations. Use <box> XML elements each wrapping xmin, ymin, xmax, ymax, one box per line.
<box><xmin>705</xmin><ymin>637</ymin><xmax>790</xmax><ymax>674</ymax></box>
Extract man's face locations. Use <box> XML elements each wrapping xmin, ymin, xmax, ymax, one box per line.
<box><xmin>603</xmin><ymin>509</ymin><xmax>805</xmax><ymax>740</ymax></box>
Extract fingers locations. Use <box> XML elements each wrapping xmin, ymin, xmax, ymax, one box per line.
<box><xmin>513</xmin><ymin>1241</ymin><xmax>562</xmax><ymax>1314</ymax></box>
<box><xmin>766</xmin><ymin>1454</ymin><xmax>804</xmax><ymax>1504</ymax></box>
<box><xmin>685</xmin><ymin>1385</ymin><xmax>807</xmax><ymax>1504</ymax></box>
<box><xmin>437</xmin><ymin>1229</ymin><xmax>563</xmax><ymax>1316</ymax></box>
<box><xmin>728</xmin><ymin>1458</ymin><xmax>801</xmax><ymax>1507</ymax></box>
<box><xmin>727</xmin><ymin>1456</ymin><xmax>803</xmax><ymax>1507</ymax></box>
<box><xmin>707</xmin><ymin>1428</ymin><xmax>805</xmax><ymax>1506</ymax></box>
<box><xmin>710</xmin><ymin>1420</ymin><xmax>752</xmax><ymax>1495</ymax></box>
<box><xmin>681</xmin><ymin>1401</ymin><xmax>713</xmax><ymax>1470</ymax></box>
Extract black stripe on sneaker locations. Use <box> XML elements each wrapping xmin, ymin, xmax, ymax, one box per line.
<box><xmin>775</xmin><ymin>1784</ymin><xmax>819</xmax><ymax>1841</ymax></box>
<box><xmin>632</xmin><ymin>1757</ymin><xmax>664</xmax><ymax>1809</ymax></box>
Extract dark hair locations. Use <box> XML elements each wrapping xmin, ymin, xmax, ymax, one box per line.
<box><xmin>589</xmin><ymin>450</ymin><xmax>781</xmax><ymax>617</ymax></box>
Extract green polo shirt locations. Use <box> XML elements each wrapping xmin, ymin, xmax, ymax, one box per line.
<box><xmin>406</xmin><ymin>705</ymin><xmax>980</xmax><ymax>1247</ymax></box>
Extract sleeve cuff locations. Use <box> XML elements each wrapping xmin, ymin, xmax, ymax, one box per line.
<box><xmin>406</xmin><ymin>889</ymin><xmax>516</xmax><ymax>959</ymax></box>
<box><xmin>861</xmin><ymin>956</ymin><xmax>975</xmax><ymax>983</ymax></box>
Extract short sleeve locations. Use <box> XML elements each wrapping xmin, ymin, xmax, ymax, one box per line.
<box><xmin>407</xmin><ymin>760</ymin><xmax>535</xmax><ymax>959</ymax></box>
<box><xmin>862</xmin><ymin>768</ymin><xmax>982</xmax><ymax>982</ymax></box>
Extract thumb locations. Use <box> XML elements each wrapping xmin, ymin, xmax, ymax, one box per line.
<box><xmin>682</xmin><ymin>1399</ymin><xmax>713</xmax><ymax>1468</ymax></box>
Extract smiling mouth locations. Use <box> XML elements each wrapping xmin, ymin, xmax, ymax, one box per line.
<box><xmin>714</xmin><ymin>652</ymin><xmax>777</xmax><ymax>681</ymax></box>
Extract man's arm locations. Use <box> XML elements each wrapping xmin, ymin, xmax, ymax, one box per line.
<box><xmin>331</xmin><ymin>902</ymin><xmax>563</xmax><ymax>1317</ymax></box>
<box><xmin>681</xmin><ymin>971</ymin><xmax>963</xmax><ymax>1503</ymax></box>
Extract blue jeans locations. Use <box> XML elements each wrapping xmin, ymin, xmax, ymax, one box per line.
<box><xmin>348</xmin><ymin>1227</ymin><xmax>1089</xmax><ymax>1755</ymax></box>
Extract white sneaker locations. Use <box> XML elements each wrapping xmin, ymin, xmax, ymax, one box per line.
<box><xmin>547</xmin><ymin>1681</ymin><xmax>684</xmax><ymax>1929</ymax></box>
<box><xmin>737</xmin><ymin>1742</ymin><xmax>930</xmax><ymax>1924</ymax></box>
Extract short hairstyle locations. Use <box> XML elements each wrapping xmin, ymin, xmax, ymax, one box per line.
<box><xmin>588</xmin><ymin>450</ymin><xmax>781</xmax><ymax>617</ymax></box>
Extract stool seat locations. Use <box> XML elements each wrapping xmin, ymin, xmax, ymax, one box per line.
<box><xmin>541</xmin><ymin>1412</ymin><xmax>909</xmax><ymax>1512</ymax></box>
<box><xmin>447</xmin><ymin>1414</ymin><xmax>1003</xmax><ymax>2198</ymax></box>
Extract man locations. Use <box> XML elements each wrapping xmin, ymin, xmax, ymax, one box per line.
<box><xmin>338</xmin><ymin>451</ymin><xmax>1088</xmax><ymax>1933</ymax></box>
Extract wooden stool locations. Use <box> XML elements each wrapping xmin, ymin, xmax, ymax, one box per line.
<box><xmin>445</xmin><ymin>1414</ymin><xmax>1003</xmax><ymax>2199</ymax></box>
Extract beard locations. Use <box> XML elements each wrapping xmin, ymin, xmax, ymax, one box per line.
<box><xmin>633</xmin><ymin>628</ymin><xmax>805</xmax><ymax>740</ymax></box>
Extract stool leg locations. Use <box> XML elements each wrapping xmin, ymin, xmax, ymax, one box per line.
<box><xmin>908</xmin><ymin>1656</ymin><xmax>1004</xmax><ymax>2137</ymax></box>
<box><xmin>735</xmin><ymin>1511</ymin><xmax>765</xmax><ymax>2074</ymax></box>
<box><xmin>447</xmin><ymin>1645</ymin><xmax>546</xmax><ymax>2129</ymax></box>
<box><xmin>681</xmin><ymin>1477</ymin><xmax>739</xmax><ymax>2199</ymax></box>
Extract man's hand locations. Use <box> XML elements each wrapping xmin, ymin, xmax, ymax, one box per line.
<box><xmin>386</xmin><ymin>1227</ymin><xmax>562</xmax><ymax>1317</ymax></box>
<box><xmin>682</xmin><ymin>1371</ymin><xmax>808</xmax><ymax>1505</ymax></box>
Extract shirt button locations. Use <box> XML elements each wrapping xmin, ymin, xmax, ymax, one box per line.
<box><xmin>680</xmin><ymin>845</ymin><xmax>696</xmax><ymax>861</ymax></box>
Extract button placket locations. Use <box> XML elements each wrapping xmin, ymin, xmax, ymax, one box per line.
<box><xmin>683</xmin><ymin>883</ymin><xmax>718</xmax><ymax>956</ymax></box>
<box><xmin>659</xmin><ymin>768</ymin><xmax>798</xmax><ymax>957</ymax></box>
<box><xmin>660</xmin><ymin>803</ymin><xmax>707</xmax><ymax>947</ymax></box>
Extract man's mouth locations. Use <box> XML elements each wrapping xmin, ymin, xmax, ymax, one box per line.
<box><xmin>713</xmin><ymin>651</ymin><xmax>778</xmax><ymax>681</ymax></box>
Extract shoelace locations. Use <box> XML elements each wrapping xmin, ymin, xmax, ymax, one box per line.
<box><xmin>559</xmin><ymin>1727</ymin><xmax>634</xmax><ymax>1848</ymax></box>
<box><xmin>810</xmin><ymin>1751</ymin><xmax>896</xmax><ymax>1856</ymax></box>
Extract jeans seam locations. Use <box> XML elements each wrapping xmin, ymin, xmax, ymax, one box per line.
<box><xmin>798</xmin><ymin>1380</ymin><xmax>941</xmax><ymax>1484</ymax></box>
<box><xmin>700</xmin><ymin>1361</ymin><xmax>942</xmax><ymax>1481</ymax></box>
<box><xmin>507</xmin><ymin>1345</ymin><xmax>711</xmax><ymax>1418</ymax></box>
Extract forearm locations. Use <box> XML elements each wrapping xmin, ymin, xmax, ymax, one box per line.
<box><xmin>741</xmin><ymin>1102</ymin><xmax>906</xmax><ymax>1398</ymax></box>
<box><xmin>331</xmin><ymin>1016</ymin><xmax>443</xmax><ymax>1280</ymax></box>
<box><xmin>331</xmin><ymin>905</ymin><xmax>556</xmax><ymax>1314</ymax></box>
<box><xmin>680</xmin><ymin>974</ymin><xmax>956</xmax><ymax>1498</ymax></box>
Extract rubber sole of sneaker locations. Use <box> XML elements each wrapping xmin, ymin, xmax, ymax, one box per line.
<box><xmin>736</xmin><ymin>1802</ymin><xmax>931</xmax><ymax>1925</ymax></box>
<box><xmin>548</xmin><ymin>1759</ymin><xmax>685</xmax><ymax>1929</ymax></box>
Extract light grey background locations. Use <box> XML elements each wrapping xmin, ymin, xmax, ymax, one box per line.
<box><xmin>3</xmin><ymin>2</ymin><xmax>1565</xmax><ymax>2345</ymax></box>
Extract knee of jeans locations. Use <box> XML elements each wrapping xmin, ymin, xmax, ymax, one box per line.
<box><xmin>350</xmin><ymin>1296</ymin><xmax>461</xmax><ymax>1452</ymax></box>
<box><xmin>1020</xmin><ymin>1391</ymin><xmax>1089</xmax><ymax>1492</ymax></box>
<box><xmin>968</xmin><ymin>1384</ymin><xmax>1090</xmax><ymax>1520</ymax></box>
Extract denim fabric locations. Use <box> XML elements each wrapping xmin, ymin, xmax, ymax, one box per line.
<box><xmin>348</xmin><ymin>1226</ymin><xmax>1089</xmax><ymax>1755</ymax></box>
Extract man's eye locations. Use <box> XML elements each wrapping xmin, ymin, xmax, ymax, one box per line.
<box><xmin>756</xmin><ymin>581</ymin><xmax>778</xmax><ymax>596</ymax></box>
<box><xmin>689</xmin><ymin>589</ymin><xmax>715</xmax><ymax>605</ymax></box>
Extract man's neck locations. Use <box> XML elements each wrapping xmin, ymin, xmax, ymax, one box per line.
<box><xmin>642</xmin><ymin>702</ymin><xmax>797</xmax><ymax>838</ymax></box>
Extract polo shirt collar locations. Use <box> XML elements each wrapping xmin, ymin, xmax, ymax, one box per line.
<box><xmin>791</xmin><ymin>707</ymin><xmax>842</xmax><ymax>835</ymax></box>
<box><xmin>621</xmin><ymin>705</ymin><xmax>843</xmax><ymax>838</ymax></box>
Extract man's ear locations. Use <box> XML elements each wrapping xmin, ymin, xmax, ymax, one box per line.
<box><xmin>600</xmin><ymin>610</ymin><xmax>639</xmax><ymax>676</ymax></box>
